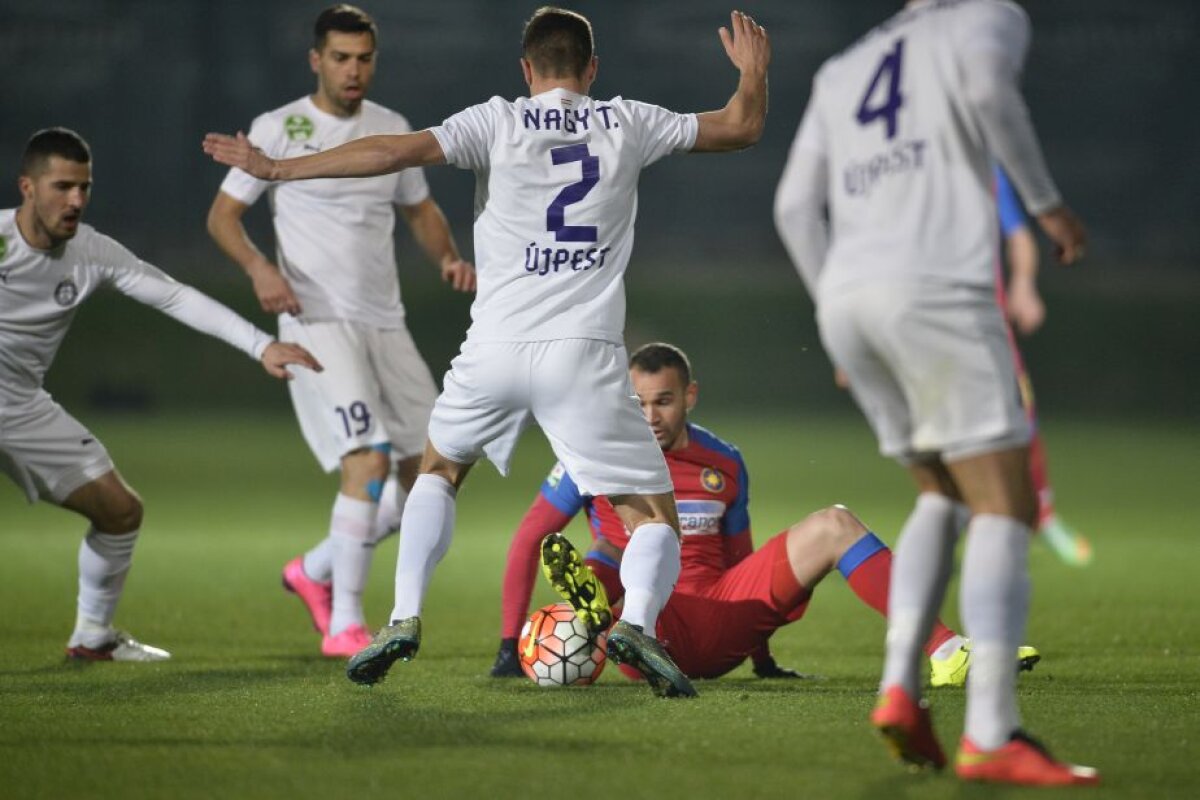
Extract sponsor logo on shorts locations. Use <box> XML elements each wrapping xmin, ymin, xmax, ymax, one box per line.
<box><xmin>700</xmin><ymin>467</ymin><xmax>725</xmax><ymax>493</ymax></box>
<box><xmin>54</xmin><ymin>278</ymin><xmax>79</xmax><ymax>306</ymax></box>
<box><xmin>285</xmin><ymin>114</ymin><xmax>314</xmax><ymax>142</ymax></box>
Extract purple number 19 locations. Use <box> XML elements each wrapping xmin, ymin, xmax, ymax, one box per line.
<box><xmin>856</xmin><ymin>39</ymin><xmax>905</xmax><ymax>140</ymax></box>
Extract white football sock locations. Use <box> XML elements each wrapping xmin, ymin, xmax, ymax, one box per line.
<box><xmin>70</xmin><ymin>527</ymin><xmax>138</xmax><ymax>648</ymax></box>
<box><xmin>390</xmin><ymin>474</ymin><xmax>456</xmax><ymax>622</ymax></box>
<box><xmin>328</xmin><ymin>494</ymin><xmax>377</xmax><ymax>636</ymax></box>
<box><xmin>881</xmin><ymin>492</ymin><xmax>957</xmax><ymax>697</ymax></box>
<box><xmin>961</xmin><ymin>513</ymin><xmax>1031</xmax><ymax>749</ymax></box>
<box><xmin>371</xmin><ymin>474</ymin><xmax>409</xmax><ymax>543</ymax></box>
<box><xmin>302</xmin><ymin>538</ymin><xmax>334</xmax><ymax>584</ymax></box>
<box><xmin>618</xmin><ymin>523</ymin><xmax>681</xmax><ymax>635</ymax></box>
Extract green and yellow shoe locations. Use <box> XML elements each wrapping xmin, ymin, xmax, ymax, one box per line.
<box><xmin>346</xmin><ymin>617</ymin><xmax>421</xmax><ymax>686</ymax></box>
<box><xmin>1038</xmin><ymin>516</ymin><xmax>1094</xmax><ymax>567</ymax></box>
<box><xmin>606</xmin><ymin>620</ymin><xmax>698</xmax><ymax>699</ymax></box>
<box><xmin>540</xmin><ymin>533</ymin><xmax>612</xmax><ymax>637</ymax></box>
<box><xmin>930</xmin><ymin>641</ymin><xmax>1042</xmax><ymax>688</ymax></box>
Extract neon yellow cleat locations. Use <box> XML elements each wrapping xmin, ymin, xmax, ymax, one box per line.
<box><xmin>930</xmin><ymin>641</ymin><xmax>1042</xmax><ymax>688</ymax></box>
<box><xmin>540</xmin><ymin>533</ymin><xmax>612</xmax><ymax>637</ymax></box>
<box><xmin>1038</xmin><ymin>516</ymin><xmax>1094</xmax><ymax>567</ymax></box>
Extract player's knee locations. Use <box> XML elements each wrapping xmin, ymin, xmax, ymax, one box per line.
<box><xmin>97</xmin><ymin>489</ymin><xmax>143</xmax><ymax>533</ymax></box>
<box><xmin>341</xmin><ymin>446</ymin><xmax>391</xmax><ymax>492</ymax></box>
<box><xmin>794</xmin><ymin>505</ymin><xmax>867</xmax><ymax>553</ymax></box>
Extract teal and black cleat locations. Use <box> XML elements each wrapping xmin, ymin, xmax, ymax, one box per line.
<box><xmin>540</xmin><ymin>533</ymin><xmax>612</xmax><ymax>637</ymax></box>
<box><xmin>606</xmin><ymin>620</ymin><xmax>698</xmax><ymax>699</ymax></box>
<box><xmin>346</xmin><ymin>617</ymin><xmax>421</xmax><ymax>686</ymax></box>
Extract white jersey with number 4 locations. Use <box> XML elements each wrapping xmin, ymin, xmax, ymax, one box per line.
<box><xmin>780</xmin><ymin>0</ymin><xmax>1062</xmax><ymax>297</ymax></box>
<box><xmin>220</xmin><ymin>97</ymin><xmax>431</xmax><ymax>329</ymax></box>
<box><xmin>429</xmin><ymin>89</ymin><xmax>697</xmax><ymax>344</ymax></box>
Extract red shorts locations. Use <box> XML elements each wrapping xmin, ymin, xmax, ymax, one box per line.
<box><xmin>653</xmin><ymin>531</ymin><xmax>811</xmax><ymax>679</ymax></box>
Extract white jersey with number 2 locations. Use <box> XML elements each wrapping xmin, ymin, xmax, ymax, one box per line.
<box><xmin>780</xmin><ymin>0</ymin><xmax>1061</xmax><ymax>297</ymax></box>
<box><xmin>429</xmin><ymin>89</ymin><xmax>697</xmax><ymax>344</ymax></box>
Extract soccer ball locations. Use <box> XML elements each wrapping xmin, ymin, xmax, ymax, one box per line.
<box><xmin>518</xmin><ymin>602</ymin><xmax>607</xmax><ymax>687</ymax></box>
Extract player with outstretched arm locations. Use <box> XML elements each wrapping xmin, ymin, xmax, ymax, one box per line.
<box><xmin>206</xmin><ymin>6</ymin><xmax>770</xmax><ymax>699</ymax></box>
<box><xmin>1</xmin><ymin>128</ymin><xmax>320</xmax><ymax>662</ymax></box>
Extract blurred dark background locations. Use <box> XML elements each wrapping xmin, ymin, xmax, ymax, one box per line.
<box><xmin>1</xmin><ymin>0</ymin><xmax>1196</xmax><ymax>420</ymax></box>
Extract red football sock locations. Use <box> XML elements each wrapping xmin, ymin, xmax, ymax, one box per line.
<box><xmin>847</xmin><ymin>548</ymin><xmax>958</xmax><ymax>656</ymax></box>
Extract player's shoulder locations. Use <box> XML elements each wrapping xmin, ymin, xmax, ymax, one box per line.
<box><xmin>942</xmin><ymin>0</ymin><xmax>1030</xmax><ymax>39</ymax></box>
<box><xmin>687</xmin><ymin>423</ymin><xmax>745</xmax><ymax>467</ymax></box>
<box><xmin>247</xmin><ymin>97</ymin><xmax>308</xmax><ymax>135</ymax></box>
<box><xmin>361</xmin><ymin>99</ymin><xmax>415</xmax><ymax>133</ymax></box>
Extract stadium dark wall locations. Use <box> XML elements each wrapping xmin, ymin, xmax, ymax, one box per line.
<box><xmin>1</xmin><ymin>0</ymin><xmax>1195</xmax><ymax>417</ymax></box>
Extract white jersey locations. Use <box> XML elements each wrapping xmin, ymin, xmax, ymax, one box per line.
<box><xmin>0</xmin><ymin>209</ymin><xmax>273</xmax><ymax>405</ymax></box>
<box><xmin>776</xmin><ymin>0</ymin><xmax>1062</xmax><ymax>298</ymax></box>
<box><xmin>220</xmin><ymin>97</ymin><xmax>431</xmax><ymax>329</ymax></box>
<box><xmin>429</xmin><ymin>89</ymin><xmax>697</xmax><ymax>344</ymax></box>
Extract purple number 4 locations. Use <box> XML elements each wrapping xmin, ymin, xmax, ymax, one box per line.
<box><xmin>856</xmin><ymin>39</ymin><xmax>905</xmax><ymax>140</ymax></box>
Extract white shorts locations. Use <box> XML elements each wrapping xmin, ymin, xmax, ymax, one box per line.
<box><xmin>428</xmin><ymin>339</ymin><xmax>672</xmax><ymax>497</ymax></box>
<box><xmin>817</xmin><ymin>281</ymin><xmax>1031</xmax><ymax>463</ymax></box>
<box><xmin>280</xmin><ymin>319</ymin><xmax>437</xmax><ymax>472</ymax></box>
<box><xmin>0</xmin><ymin>393</ymin><xmax>114</xmax><ymax>504</ymax></box>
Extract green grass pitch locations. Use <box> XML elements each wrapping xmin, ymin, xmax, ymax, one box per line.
<box><xmin>2</xmin><ymin>412</ymin><xmax>1197</xmax><ymax>798</ymax></box>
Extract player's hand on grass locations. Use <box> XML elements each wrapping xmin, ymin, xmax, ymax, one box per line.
<box><xmin>204</xmin><ymin>131</ymin><xmax>277</xmax><ymax>180</ymax></box>
<box><xmin>1006</xmin><ymin>275</ymin><xmax>1046</xmax><ymax>336</ymax></box>
<box><xmin>1036</xmin><ymin>206</ymin><xmax>1087</xmax><ymax>265</ymax></box>
<box><xmin>719</xmin><ymin>10</ymin><xmax>770</xmax><ymax>76</ymax></box>
<box><xmin>249</xmin><ymin>262</ymin><xmax>302</xmax><ymax>316</ymax></box>
<box><xmin>752</xmin><ymin>655</ymin><xmax>807</xmax><ymax>679</ymax></box>
<box><xmin>441</xmin><ymin>258</ymin><xmax>477</xmax><ymax>292</ymax></box>
<box><xmin>260</xmin><ymin>342</ymin><xmax>323</xmax><ymax>380</ymax></box>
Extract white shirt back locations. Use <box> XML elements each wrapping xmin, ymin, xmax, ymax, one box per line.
<box><xmin>220</xmin><ymin>97</ymin><xmax>430</xmax><ymax>328</ymax></box>
<box><xmin>0</xmin><ymin>209</ymin><xmax>269</xmax><ymax>404</ymax></box>
<box><xmin>430</xmin><ymin>89</ymin><xmax>696</xmax><ymax>343</ymax></box>
<box><xmin>792</xmin><ymin>0</ymin><xmax>1034</xmax><ymax>295</ymax></box>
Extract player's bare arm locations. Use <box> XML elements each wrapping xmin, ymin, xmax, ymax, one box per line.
<box><xmin>206</xmin><ymin>191</ymin><xmax>302</xmax><ymax>315</ymax></box>
<box><xmin>259</xmin><ymin>341</ymin><xmax>323</xmax><ymax>380</ymax></box>
<box><xmin>693</xmin><ymin>11</ymin><xmax>770</xmax><ymax>153</ymax></box>
<box><xmin>203</xmin><ymin>130</ymin><xmax>446</xmax><ymax>181</ymax></box>
<box><xmin>399</xmin><ymin>198</ymin><xmax>477</xmax><ymax>293</ymax></box>
<box><xmin>1036</xmin><ymin>205</ymin><xmax>1088</xmax><ymax>266</ymax></box>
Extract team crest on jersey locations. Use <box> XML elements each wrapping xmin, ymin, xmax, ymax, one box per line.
<box><xmin>285</xmin><ymin>115</ymin><xmax>314</xmax><ymax>142</ymax></box>
<box><xmin>546</xmin><ymin>461</ymin><xmax>566</xmax><ymax>489</ymax></box>
<box><xmin>54</xmin><ymin>278</ymin><xmax>79</xmax><ymax>306</ymax></box>
<box><xmin>700</xmin><ymin>468</ymin><xmax>725</xmax><ymax>493</ymax></box>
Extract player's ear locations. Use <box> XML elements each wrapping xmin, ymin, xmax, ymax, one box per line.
<box><xmin>17</xmin><ymin>175</ymin><xmax>33</xmax><ymax>202</ymax></box>
<box><xmin>309</xmin><ymin>48</ymin><xmax>321</xmax><ymax>75</ymax></box>
<box><xmin>685</xmin><ymin>381</ymin><xmax>699</xmax><ymax>412</ymax></box>
<box><xmin>519</xmin><ymin>57</ymin><xmax>534</xmax><ymax>87</ymax></box>
<box><xmin>584</xmin><ymin>56</ymin><xmax>599</xmax><ymax>88</ymax></box>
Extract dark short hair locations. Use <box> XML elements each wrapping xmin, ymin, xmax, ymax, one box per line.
<box><xmin>522</xmin><ymin>6</ymin><xmax>593</xmax><ymax>79</ymax></box>
<box><xmin>630</xmin><ymin>342</ymin><xmax>693</xmax><ymax>386</ymax></box>
<box><xmin>20</xmin><ymin>127</ymin><xmax>91</xmax><ymax>177</ymax></box>
<box><xmin>314</xmin><ymin>4</ymin><xmax>377</xmax><ymax>51</ymax></box>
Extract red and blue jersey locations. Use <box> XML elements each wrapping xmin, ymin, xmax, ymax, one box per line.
<box><xmin>538</xmin><ymin>423</ymin><xmax>751</xmax><ymax>589</ymax></box>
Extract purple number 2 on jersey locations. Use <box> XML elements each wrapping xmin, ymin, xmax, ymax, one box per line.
<box><xmin>856</xmin><ymin>39</ymin><xmax>905</xmax><ymax>140</ymax></box>
<box><xmin>547</xmin><ymin>144</ymin><xmax>599</xmax><ymax>242</ymax></box>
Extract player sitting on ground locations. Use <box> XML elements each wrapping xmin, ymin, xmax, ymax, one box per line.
<box><xmin>491</xmin><ymin>343</ymin><xmax>1038</xmax><ymax>685</ymax></box>
<box><xmin>0</xmin><ymin>127</ymin><xmax>321</xmax><ymax>661</ymax></box>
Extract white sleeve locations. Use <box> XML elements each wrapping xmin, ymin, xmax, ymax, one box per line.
<box><xmin>429</xmin><ymin>99</ymin><xmax>500</xmax><ymax>172</ymax></box>
<box><xmin>95</xmin><ymin>235</ymin><xmax>274</xmax><ymax>360</ymax></box>
<box><xmin>955</xmin><ymin>0</ymin><xmax>1062</xmax><ymax>215</ymax></box>
<box><xmin>626</xmin><ymin>100</ymin><xmax>698</xmax><ymax>167</ymax></box>
<box><xmin>218</xmin><ymin>113</ymin><xmax>281</xmax><ymax>206</ymax></box>
<box><xmin>774</xmin><ymin>86</ymin><xmax>829</xmax><ymax>301</ymax></box>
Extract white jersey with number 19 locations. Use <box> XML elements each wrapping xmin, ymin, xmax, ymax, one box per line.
<box><xmin>429</xmin><ymin>89</ymin><xmax>697</xmax><ymax>344</ymax></box>
<box><xmin>781</xmin><ymin>0</ymin><xmax>1061</xmax><ymax>297</ymax></box>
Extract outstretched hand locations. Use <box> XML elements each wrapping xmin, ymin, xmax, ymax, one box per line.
<box><xmin>718</xmin><ymin>10</ymin><xmax>770</xmax><ymax>75</ymax></box>
<box><xmin>204</xmin><ymin>131</ymin><xmax>276</xmax><ymax>180</ymax></box>
<box><xmin>260</xmin><ymin>342</ymin><xmax>323</xmax><ymax>380</ymax></box>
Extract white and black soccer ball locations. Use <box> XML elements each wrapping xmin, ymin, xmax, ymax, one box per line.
<box><xmin>518</xmin><ymin>602</ymin><xmax>607</xmax><ymax>687</ymax></box>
